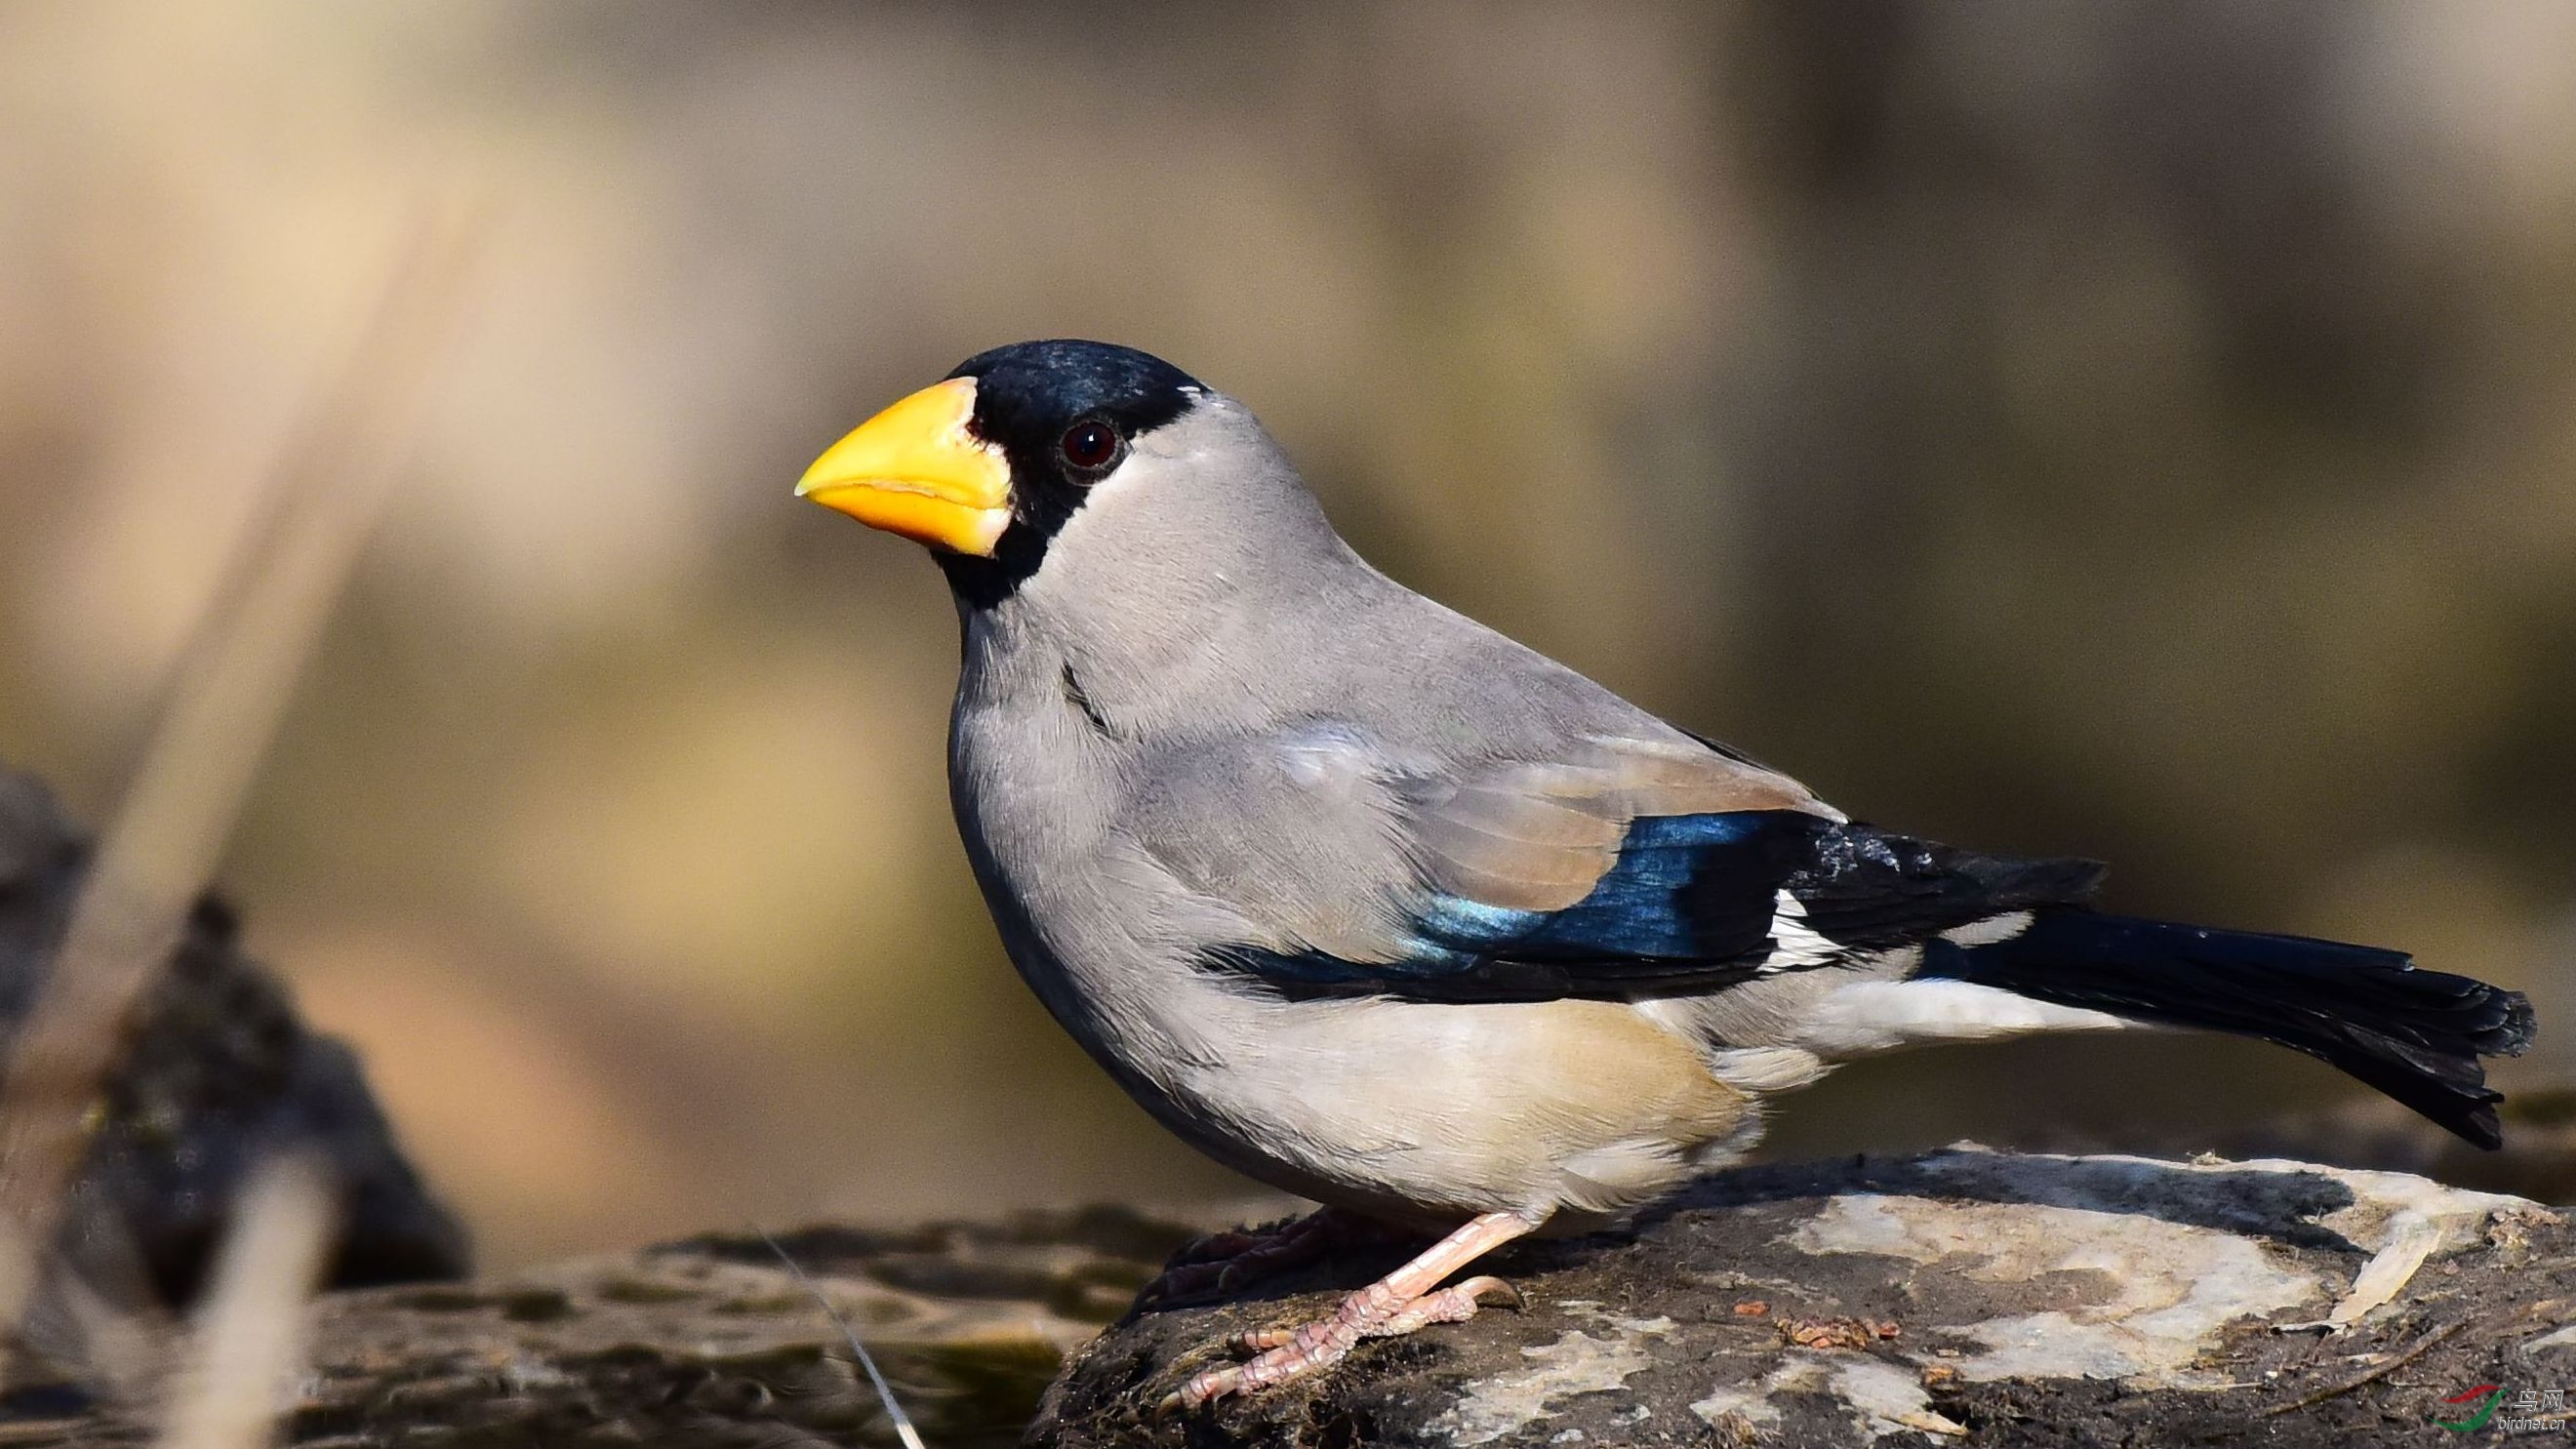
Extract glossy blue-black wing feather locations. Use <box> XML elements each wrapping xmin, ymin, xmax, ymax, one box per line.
<box><xmin>1206</xmin><ymin>809</ymin><xmax>2103</xmax><ymax>1002</ymax></box>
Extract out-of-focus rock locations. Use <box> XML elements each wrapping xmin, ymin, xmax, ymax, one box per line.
<box><xmin>6</xmin><ymin>1205</ymin><xmax>1210</xmax><ymax>1448</ymax></box>
<box><xmin>0</xmin><ymin>762</ymin><xmax>468</xmax><ymax>1307</ymax></box>
<box><xmin>1037</xmin><ymin>1147</ymin><xmax>2570</xmax><ymax>1448</ymax></box>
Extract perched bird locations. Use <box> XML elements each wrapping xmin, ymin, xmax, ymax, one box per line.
<box><xmin>796</xmin><ymin>340</ymin><xmax>2536</xmax><ymax>1406</ymax></box>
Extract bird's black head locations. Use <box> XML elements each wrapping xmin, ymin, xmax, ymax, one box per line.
<box><xmin>795</xmin><ymin>339</ymin><xmax>1205</xmax><ymax>610</ymax></box>
<box><xmin>943</xmin><ymin>341</ymin><xmax>1202</xmax><ymax>606</ymax></box>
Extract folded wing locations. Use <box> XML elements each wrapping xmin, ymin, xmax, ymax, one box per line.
<box><xmin>1183</xmin><ymin>731</ymin><xmax>2101</xmax><ymax>1003</ymax></box>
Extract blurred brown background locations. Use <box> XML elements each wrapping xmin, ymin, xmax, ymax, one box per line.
<box><xmin>0</xmin><ymin>1</ymin><xmax>2569</xmax><ymax>1269</ymax></box>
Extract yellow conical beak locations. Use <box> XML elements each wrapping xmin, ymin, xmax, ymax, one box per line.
<box><xmin>796</xmin><ymin>377</ymin><xmax>1013</xmax><ymax>556</ymax></box>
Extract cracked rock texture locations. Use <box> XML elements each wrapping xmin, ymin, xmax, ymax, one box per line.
<box><xmin>1035</xmin><ymin>1147</ymin><xmax>2573</xmax><ymax>1448</ymax></box>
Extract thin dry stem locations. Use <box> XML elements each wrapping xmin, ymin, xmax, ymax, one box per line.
<box><xmin>758</xmin><ymin>1228</ymin><xmax>929</xmax><ymax>1449</ymax></box>
<box><xmin>153</xmin><ymin>1156</ymin><xmax>336</xmax><ymax>1449</ymax></box>
<box><xmin>0</xmin><ymin>201</ymin><xmax>483</xmax><ymax>1344</ymax></box>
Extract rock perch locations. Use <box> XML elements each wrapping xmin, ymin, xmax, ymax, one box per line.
<box><xmin>1036</xmin><ymin>1147</ymin><xmax>2568</xmax><ymax>1448</ymax></box>
<box><xmin>0</xmin><ymin>1147</ymin><xmax>2560</xmax><ymax>1445</ymax></box>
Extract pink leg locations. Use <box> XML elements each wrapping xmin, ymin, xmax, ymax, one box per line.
<box><xmin>1137</xmin><ymin>1207</ymin><xmax>1391</xmax><ymax>1306</ymax></box>
<box><xmin>1166</xmin><ymin>1211</ymin><xmax>1542</xmax><ymax>1409</ymax></box>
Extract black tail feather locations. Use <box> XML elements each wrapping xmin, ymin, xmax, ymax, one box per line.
<box><xmin>1919</xmin><ymin>909</ymin><xmax>2537</xmax><ymax>1148</ymax></box>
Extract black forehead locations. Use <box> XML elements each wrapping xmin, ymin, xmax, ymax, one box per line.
<box><xmin>947</xmin><ymin>340</ymin><xmax>1202</xmax><ymax>449</ymax></box>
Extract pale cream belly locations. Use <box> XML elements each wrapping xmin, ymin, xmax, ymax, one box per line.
<box><xmin>1141</xmin><ymin>994</ymin><xmax>1759</xmax><ymax>1229</ymax></box>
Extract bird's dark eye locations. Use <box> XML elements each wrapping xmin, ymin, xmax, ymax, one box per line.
<box><xmin>1059</xmin><ymin>420</ymin><xmax>1120</xmax><ymax>473</ymax></box>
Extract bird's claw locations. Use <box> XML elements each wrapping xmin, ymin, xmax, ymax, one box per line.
<box><xmin>1364</xmin><ymin>1274</ymin><xmax>1522</xmax><ymax>1337</ymax></box>
<box><xmin>1134</xmin><ymin>1259</ymin><xmax>1224</xmax><ymax>1308</ymax></box>
<box><xmin>1136</xmin><ymin>1208</ymin><xmax>1372</xmax><ymax>1308</ymax></box>
<box><xmin>1172</xmin><ymin>1228</ymin><xmax>1265</xmax><ymax>1267</ymax></box>
<box><xmin>1171</xmin><ymin>1273</ymin><xmax>1528</xmax><ymax>1409</ymax></box>
<box><xmin>1229</xmin><ymin>1325</ymin><xmax>1292</xmax><ymax>1353</ymax></box>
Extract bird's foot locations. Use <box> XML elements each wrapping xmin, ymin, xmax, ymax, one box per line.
<box><xmin>1157</xmin><ymin>1211</ymin><xmax>1542</xmax><ymax>1412</ymax></box>
<box><xmin>1231</xmin><ymin>1274</ymin><xmax>1523</xmax><ymax>1351</ymax></box>
<box><xmin>1166</xmin><ymin>1273</ymin><xmax>1523</xmax><ymax>1408</ymax></box>
<box><xmin>1137</xmin><ymin>1207</ymin><xmax>1388</xmax><ymax>1307</ymax></box>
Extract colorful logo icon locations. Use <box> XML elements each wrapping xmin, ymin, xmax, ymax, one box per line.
<box><xmin>2435</xmin><ymin>1386</ymin><xmax>2504</xmax><ymax>1432</ymax></box>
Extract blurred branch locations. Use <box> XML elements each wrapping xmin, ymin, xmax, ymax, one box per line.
<box><xmin>0</xmin><ymin>202</ymin><xmax>483</xmax><ymax>1351</ymax></box>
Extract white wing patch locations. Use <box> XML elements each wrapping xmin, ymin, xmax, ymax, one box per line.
<box><xmin>1791</xmin><ymin>979</ymin><xmax>2130</xmax><ymax>1059</ymax></box>
<box><xmin>1763</xmin><ymin>890</ymin><xmax>1845</xmax><ymax>971</ymax></box>
<box><xmin>1940</xmin><ymin>910</ymin><xmax>2034</xmax><ymax>946</ymax></box>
